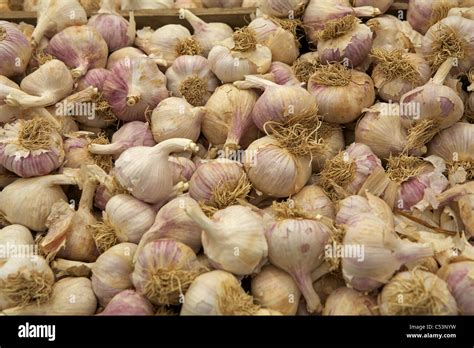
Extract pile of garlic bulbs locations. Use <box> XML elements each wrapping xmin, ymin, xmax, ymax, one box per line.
<box><xmin>0</xmin><ymin>0</ymin><xmax>473</xmax><ymax>316</ymax></box>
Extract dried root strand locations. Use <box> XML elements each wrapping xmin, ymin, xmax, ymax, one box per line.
<box><xmin>87</xmin><ymin>132</ymin><xmax>113</xmax><ymax>173</ymax></box>
<box><xmin>232</xmin><ymin>26</ymin><xmax>258</xmax><ymax>52</ymax></box>
<box><xmin>324</xmin><ymin>224</ymin><xmax>346</xmax><ymax>273</ymax></box>
<box><xmin>218</xmin><ymin>281</ymin><xmax>260</xmax><ymax>315</ymax></box>
<box><xmin>175</xmin><ymin>37</ymin><xmax>203</xmax><ymax>56</ymax></box>
<box><xmin>17</xmin><ymin>117</ymin><xmax>54</xmax><ymax>151</ymax></box>
<box><xmin>383</xmin><ymin>268</ymin><xmax>451</xmax><ymax>315</ymax></box>
<box><xmin>0</xmin><ymin>26</ymin><xmax>6</xmax><ymax>41</ymax></box>
<box><xmin>33</xmin><ymin>49</ymin><xmax>54</xmax><ymax>66</ymax></box>
<box><xmin>179</xmin><ymin>75</ymin><xmax>207</xmax><ymax>106</ymax></box>
<box><xmin>429</xmin><ymin>0</ymin><xmax>456</xmax><ymax>27</ymax></box>
<box><xmin>310</xmin><ymin>62</ymin><xmax>351</xmax><ymax>86</ymax></box>
<box><xmin>448</xmin><ymin>160</ymin><xmax>474</xmax><ymax>180</ymax></box>
<box><xmin>144</xmin><ymin>267</ymin><xmax>207</xmax><ymax>306</ymax></box>
<box><xmin>427</xmin><ymin>24</ymin><xmax>466</xmax><ymax>71</ymax></box>
<box><xmin>269</xmin><ymin>17</ymin><xmax>302</xmax><ymax>38</ymax></box>
<box><xmin>370</xmin><ymin>48</ymin><xmax>422</xmax><ymax>84</ymax></box>
<box><xmin>0</xmin><ymin>270</ymin><xmax>53</xmax><ymax>307</ymax></box>
<box><xmin>292</xmin><ymin>57</ymin><xmax>320</xmax><ymax>83</ymax></box>
<box><xmin>319</xmin><ymin>151</ymin><xmax>356</xmax><ymax>201</ymax></box>
<box><xmin>316</xmin><ymin>15</ymin><xmax>359</xmax><ymax>41</ymax></box>
<box><xmin>155</xmin><ymin>306</ymin><xmax>176</xmax><ymax>316</ymax></box>
<box><xmin>404</xmin><ymin>118</ymin><xmax>440</xmax><ymax>152</ymax></box>
<box><xmin>386</xmin><ymin>154</ymin><xmax>428</xmax><ymax>183</ymax></box>
<box><xmin>90</xmin><ymin>215</ymin><xmax>118</xmax><ymax>254</ymax></box>
<box><xmin>92</xmin><ymin>93</ymin><xmax>116</xmax><ymax>122</ymax></box>
<box><xmin>366</xmin><ymin>18</ymin><xmax>379</xmax><ymax>32</ymax></box>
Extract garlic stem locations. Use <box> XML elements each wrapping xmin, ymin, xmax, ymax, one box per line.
<box><xmin>432</xmin><ymin>57</ymin><xmax>455</xmax><ymax>85</ymax></box>
<box><xmin>89</xmin><ymin>142</ymin><xmax>127</xmax><ymax>155</ymax></box>
<box><xmin>78</xmin><ymin>179</ymin><xmax>97</xmax><ymax>212</ymax></box>
<box><xmin>62</xmin><ymin>86</ymin><xmax>98</xmax><ymax>105</ymax></box>
<box><xmin>126</xmin><ymin>95</ymin><xmax>140</xmax><ymax>106</ymax></box>
<box><xmin>352</xmin><ymin>6</ymin><xmax>382</xmax><ymax>17</ymax></box>
<box><xmin>180</xmin><ymin>9</ymin><xmax>206</xmax><ymax>30</ymax></box>
<box><xmin>71</xmin><ymin>66</ymin><xmax>87</xmax><ymax>79</ymax></box>
<box><xmin>184</xmin><ymin>204</ymin><xmax>220</xmax><ymax>237</ymax></box>
<box><xmin>99</xmin><ymin>0</ymin><xmax>117</xmax><ymax>14</ymax></box>
<box><xmin>52</xmin><ymin>258</ymin><xmax>94</xmax><ymax>273</ymax></box>
<box><xmin>152</xmin><ymin>138</ymin><xmax>198</xmax><ymax>156</ymax></box>
<box><xmin>44</xmin><ymin>174</ymin><xmax>78</xmax><ymax>187</ymax></box>
<box><xmin>395</xmin><ymin>240</ymin><xmax>433</xmax><ymax>264</ymax></box>
<box><xmin>239</xmin><ymin>75</ymin><xmax>278</xmax><ymax>90</ymax></box>
<box><xmin>310</xmin><ymin>261</ymin><xmax>333</xmax><ymax>282</ymax></box>
<box><xmin>6</xmin><ymin>91</ymin><xmax>55</xmax><ymax>108</ymax></box>
<box><xmin>295</xmin><ymin>270</ymin><xmax>322</xmax><ymax>313</ymax></box>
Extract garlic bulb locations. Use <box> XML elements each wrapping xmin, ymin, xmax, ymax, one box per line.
<box><xmin>408</xmin><ymin>0</ymin><xmax>459</xmax><ymax>35</ymax></box>
<box><xmin>179</xmin><ymin>9</ymin><xmax>233</xmax><ymax>57</ymax></box>
<box><xmin>89</xmin><ymin>121</ymin><xmax>156</xmax><ymax>158</ymax></box>
<box><xmin>151</xmin><ymin>97</ymin><xmax>204</xmax><ymax>143</ymax></box>
<box><xmin>175</xmin><ymin>0</ymin><xmax>203</xmax><ymax>8</ymax></box>
<box><xmin>379</xmin><ymin>269</ymin><xmax>458</xmax><ymax>315</ymax></box>
<box><xmin>291</xmin><ymin>52</ymin><xmax>320</xmax><ymax>84</ymax></box>
<box><xmin>136</xmin><ymin>196</ymin><xmax>202</xmax><ymax>255</ymax></box>
<box><xmin>203</xmin><ymin>83</ymin><xmax>259</xmax><ymax>148</ymax></box>
<box><xmin>400</xmin><ymin>58</ymin><xmax>464</xmax><ymax>151</ymax></box>
<box><xmin>319</xmin><ymin>142</ymin><xmax>382</xmax><ymax>200</ymax></box>
<box><xmin>32</xmin><ymin>0</ymin><xmax>88</xmax><ymax>45</ymax></box>
<box><xmin>0</xmin><ymin>255</ymin><xmax>55</xmax><ymax>310</ymax></box>
<box><xmin>41</xmin><ymin>177</ymin><xmax>99</xmax><ymax>262</ymax></box>
<box><xmin>185</xmin><ymin>204</ymin><xmax>268</xmax><ymax>276</ymax></box>
<box><xmin>312</xmin><ymin>273</ymin><xmax>345</xmax><ymax>305</ymax></box>
<box><xmin>46</xmin><ymin>25</ymin><xmax>108</xmax><ymax>78</ymax></box>
<box><xmin>0</xmin><ymin>77</ymin><xmax>21</xmax><ymax>124</ymax></box>
<box><xmin>88</xmin><ymin>0</ymin><xmax>136</xmax><ymax>52</ymax></box>
<box><xmin>291</xmin><ymin>185</ymin><xmax>336</xmax><ymax>219</ymax></box>
<box><xmin>265</xmin><ymin>210</ymin><xmax>332</xmax><ymax>313</ymax></box>
<box><xmin>438</xmin><ymin>261</ymin><xmax>474</xmax><ymax>314</ymax></box>
<box><xmin>0</xmin><ymin>172</ymin><xmax>76</xmax><ymax>231</ymax></box>
<box><xmin>103</xmin><ymin>57</ymin><xmax>168</xmax><ymax>122</ymax></box>
<box><xmin>422</xmin><ymin>16</ymin><xmax>474</xmax><ymax>74</ymax></box>
<box><xmin>114</xmin><ymin>138</ymin><xmax>199</xmax><ymax>204</ymax></box>
<box><xmin>135</xmin><ymin>25</ymin><xmax>199</xmax><ymax>66</ymax></box>
<box><xmin>165</xmin><ymin>55</ymin><xmax>219</xmax><ymax>106</ymax></box>
<box><xmin>0</xmin><ymin>21</ymin><xmax>32</xmax><ymax>77</ymax></box>
<box><xmin>121</xmin><ymin>0</ymin><xmax>173</xmax><ymax>10</ymax></box>
<box><xmin>132</xmin><ymin>239</ymin><xmax>204</xmax><ymax>305</ymax></box>
<box><xmin>251</xmin><ymin>265</ymin><xmax>301</xmax><ymax>315</ymax></box>
<box><xmin>208</xmin><ymin>27</ymin><xmax>272</xmax><ymax>83</ymax></box>
<box><xmin>0</xmin><ymin>225</ymin><xmax>34</xmax><ymax>252</ymax></box>
<box><xmin>448</xmin><ymin>6</ymin><xmax>474</xmax><ymax>20</ymax></box>
<box><xmin>0</xmin><ymin>117</ymin><xmax>64</xmax><ymax>178</ymax></box>
<box><xmin>248</xmin><ymin>16</ymin><xmax>299</xmax><ymax>65</ymax></box>
<box><xmin>91</xmin><ymin>242</ymin><xmax>137</xmax><ymax>306</ymax></box>
<box><xmin>2</xmin><ymin>277</ymin><xmax>97</xmax><ymax>315</ymax></box>
<box><xmin>189</xmin><ymin>159</ymin><xmax>250</xmax><ymax>211</ymax></box>
<box><xmin>258</xmin><ymin>0</ymin><xmax>308</xmax><ymax>17</ymax></box>
<box><xmin>428</xmin><ymin>122</ymin><xmax>474</xmax><ymax>183</ymax></box>
<box><xmin>307</xmin><ymin>63</ymin><xmax>375</xmax><ymax>124</ymax></box>
<box><xmin>91</xmin><ymin>194</ymin><xmax>155</xmax><ymax>252</ymax></box>
<box><xmin>5</xmin><ymin>59</ymin><xmax>74</xmax><ymax>109</ymax></box>
<box><xmin>366</xmin><ymin>15</ymin><xmax>419</xmax><ymax>52</ymax></box>
<box><xmin>62</xmin><ymin>133</ymin><xmax>111</xmax><ymax>171</ymax></box>
<box><xmin>98</xmin><ymin>290</ymin><xmax>154</xmax><ymax>315</ymax></box>
<box><xmin>268</xmin><ymin>61</ymin><xmax>301</xmax><ymax>86</ymax></box>
<box><xmin>352</xmin><ymin>0</ymin><xmax>393</xmax><ymax>14</ymax></box>
<box><xmin>77</xmin><ymin>68</ymin><xmax>111</xmax><ymax>91</ymax></box>
<box><xmin>323</xmin><ymin>287</ymin><xmax>379</xmax><ymax>315</ymax></box>
<box><xmin>168</xmin><ymin>155</ymin><xmax>197</xmax><ymax>183</ymax></box>
<box><xmin>338</xmin><ymin>194</ymin><xmax>434</xmax><ymax>292</ymax></box>
<box><xmin>106</xmin><ymin>46</ymin><xmax>167</xmax><ymax>70</ymax></box>
<box><xmin>371</xmin><ymin>49</ymin><xmax>431</xmax><ymax>102</ymax></box>
<box><xmin>181</xmin><ymin>270</ymin><xmax>261</xmax><ymax>315</ymax></box>
<box><xmin>315</xmin><ymin>15</ymin><xmax>373</xmax><ymax>67</ymax></box>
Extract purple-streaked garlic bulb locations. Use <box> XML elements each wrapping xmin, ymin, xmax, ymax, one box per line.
<box><xmin>203</xmin><ymin>83</ymin><xmax>259</xmax><ymax>148</ymax></box>
<box><xmin>132</xmin><ymin>239</ymin><xmax>204</xmax><ymax>306</ymax></box>
<box><xmin>337</xmin><ymin>194</ymin><xmax>434</xmax><ymax>292</ymax></box>
<box><xmin>136</xmin><ymin>195</ymin><xmax>203</xmax><ymax>255</ymax></box>
<box><xmin>88</xmin><ymin>121</ymin><xmax>155</xmax><ymax>159</ymax></box>
<box><xmin>168</xmin><ymin>156</ymin><xmax>197</xmax><ymax>183</ymax></box>
<box><xmin>63</xmin><ymin>135</ymin><xmax>95</xmax><ymax>169</ymax></box>
<box><xmin>179</xmin><ymin>9</ymin><xmax>233</xmax><ymax>57</ymax></box>
<box><xmin>151</xmin><ymin>97</ymin><xmax>204</xmax><ymax>143</ymax></box>
<box><xmin>366</xmin><ymin>15</ymin><xmax>419</xmax><ymax>52</ymax></box>
<box><xmin>291</xmin><ymin>52</ymin><xmax>320</xmax><ymax>85</ymax></box>
<box><xmin>0</xmin><ymin>21</ymin><xmax>32</xmax><ymax>77</ymax></box>
<box><xmin>438</xmin><ymin>261</ymin><xmax>474</xmax><ymax>315</ymax></box>
<box><xmin>114</xmin><ymin>138</ymin><xmax>199</xmax><ymax>204</ymax></box>
<box><xmin>135</xmin><ymin>24</ymin><xmax>199</xmax><ymax>66</ymax></box>
<box><xmin>188</xmin><ymin>159</ymin><xmax>250</xmax><ymax>210</ymax></box>
<box><xmin>315</xmin><ymin>15</ymin><xmax>373</xmax><ymax>67</ymax></box>
<box><xmin>208</xmin><ymin>27</ymin><xmax>272</xmax><ymax>83</ymax></box>
<box><xmin>185</xmin><ymin>204</ymin><xmax>268</xmax><ymax>276</ymax></box>
<box><xmin>322</xmin><ymin>287</ymin><xmax>379</xmax><ymax>315</ymax></box>
<box><xmin>311</xmin><ymin>122</ymin><xmax>344</xmax><ymax>172</ymax></box>
<box><xmin>352</xmin><ymin>0</ymin><xmax>393</xmax><ymax>13</ymax></box>
<box><xmin>76</xmin><ymin>68</ymin><xmax>111</xmax><ymax>91</ymax></box>
<box><xmin>307</xmin><ymin>63</ymin><xmax>375</xmax><ymax>124</ymax></box>
<box><xmin>165</xmin><ymin>55</ymin><xmax>219</xmax><ymax>106</ymax></box>
<box><xmin>291</xmin><ymin>185</ymin><xmax>336</xmax><ymax>219</ymax></box>
<box><xmin>31</xmin><ymin>0</ymin><xmax>88</xmax><ymax>45</ymax></box>
<box><xmin>106</xmin><ymin>46</ymin><xmax>167</xmax><ymax>70</ymax></box>
<box><xmin>268</xmin><ymin>61</ymin><xmax>301</xmax><ymax>86</ymax></box>
<box><xmin>0</xmin><ymin>118</ymin><xmax>64</xmax><ymax>178</ymax></box>
<box><xmin>103</xmin><ymin>57</ymin><xmax>168</xmax><ymax>122</ymax></box>
<box><xmin>248</xmin><ymin>16</ymin><xmax>300</xmax><ymax>65</ymax></box>
<box><xmin>88</xmin><ymin>0</ymin><xmax>136</xmax><ymax>52</ymax></box>
<box><xmin>46</xmin><ymin>25</ymin><xmax>108</xmax><ymax>78</ymax></box>
<box><xmin>258</xmin><ymin>0</ymin><xmax>308</xmax><ymax>17</ymax></box>
<box><xmin>98</xmin><ymin>290</ymin><xmax>154</xmax><ymax>316</ymax></box>
<box><xmin>319</xmin><ymin>142</ymin><xmax>382</xmax><ymax>200</ymax></box>
<box><xmin>5</xmin><ymin>59</ymin><xmax>74</xmax><ymax>109</ymax></box>
<box><xmin>408</xmin><ymin>0</ymin><xmax>459</xmax><ymax>35</ymax></box>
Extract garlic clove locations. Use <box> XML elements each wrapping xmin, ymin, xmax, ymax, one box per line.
<box><xmin>323</xmin><ymin>287</ymin><xmax>379</xmax><ymax>315</ymax></box>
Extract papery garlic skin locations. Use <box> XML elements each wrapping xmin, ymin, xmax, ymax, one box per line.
<box><xmin>379</xmin><ymin>269</ymin><xmax>458</xmax><ymax>315</ymax></box>
<box><xmin>77</xmin><ymin>68</ymin><xmax>111</xmax><ymax>91</ymax></box>
<box><xmin>268</xmin><ymin>61</ymin><xmax>301</xmax><ymax>86</ymax></box>
<box><xmin>0</xmin><ymin>77</ymin><xmax>21</xmax><ymax>124</ymax></box>
<box><xmin>136</xmin><ymin>196</ymin><xmax>203</xmax><ymax>255</ymax></box>
<box><xmin>185</xmin><ymin>204</ymin><xmax>268</xmax><ymax>276</ymax></box>
<box><xmin>438</xmin><ymin>261</ymin><xmax>474</xmax><ymax>315</ymax></box>
<box><xmin>165</xmin><ymin>55</ymin><xmax>219</xmax><ymax>106</ymax></box>
<box><xmin>292</xmin><ymin>185</ymin><xmax>336</xmax><ymax>219</ymax></box>
<box><xmin>251</xmin><ymin>265</ymin><xmax>301</xmax><ymax>315</ymax></box>
<box><xmin>98</xmin><ymin>290</ymin><xmax>154</xmax><ymax>316</ymax></box>
<box><xmin>47</xmin><ymin>25</ymin><xmax>108</xmax><ymax>78</ymax></box>
<box><xmin>91</xmin><ymin>243</ymin><xmax>137</xmax><ymax>306</ymax></box>
<box><xmin>0</xmin><ymin>21</ymin><xmax>32</xmax><ymax>77</ymax></box>
<box><xmin>0</xmin><ymin>225</ymin><xmax>34</xmax><ymax>255</ymax></box>
<box><xmin>244</xmin><ymin>136</ymin><xmax>312</xmax><ymax>198</ymax></box>
<box><xmin>121</xmin><ymin>0</ymin><xmax>173</xmax><ymax>10</ymax></box>
<box><xmin>168</xmin><ymin>156</ymin><xmax>197</xmax><ymax>184</ymax></box>
<box><xmin>323</xmin><ymin>287</ymin><xmax>379</xmax><ymax>315</ymax></box>
<box><xmin>151</xmin><ymin>97</ymin><xmax>204</xmax><ymax>143</ymax></box>
<box><xmin>408</xmin><ymin>0</ymin><xmax>459</xmax><ymax>35</ymax></box>
<box><xmin>106</xmin><ymin>46</ymin><xmax>166</xmax><ymax>70</ymax></box>
<box><xmin>366</xmin><ymin>15</ymin><xmax>418</xmax><ymax>52</ymax></box>
<box><xmin>352</xmin><ymin>0</ymin><xmax>393</xmax><ymax>13</ymax></box>
<box><xmin>258</xmin><ymin>0</ymin><xmax>308</xmax><ymax>17</ymax></box>
<box><xmin>103</xmin><ymin>57</ymin><xmax>168</xmax><ymax>122</ymax></box>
